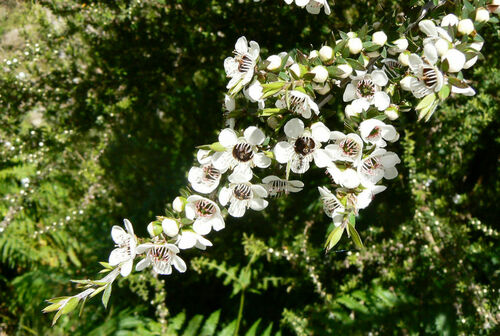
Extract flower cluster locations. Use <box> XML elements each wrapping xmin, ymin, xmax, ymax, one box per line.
<box><xmin>45</xmin><ymin>1</ymin><xmax>500</xmax><ymax>323</ymax></box>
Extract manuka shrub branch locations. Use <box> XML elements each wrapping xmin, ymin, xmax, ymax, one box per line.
<box><xmin>43</xmin><ymin>0</ymin><xmax>500</xmax><ymax>325</ymax></box>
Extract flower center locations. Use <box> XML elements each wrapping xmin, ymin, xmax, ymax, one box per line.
<box><xmin>322</xmin><ymin>195</ymin><xmax>343</xmax><ymax>216</ymax></box>
<box><xmin>150</xmin><ymin>245</ymin><xmax>171</xmax><ymax>264</ymax></box>
<box><xmin>289</xmin><ymin>94</ymin><xmax>307</xmax><ymax>114</ymax></box>
<box><xmin>195</xmin><ymin>199</ymin><xmax>216</xmax><ymax>217</ymax></box>
<box><xmin>294</xmin><ymin>137</ymin><xmax>316</xmax><ymax>156</ymax></box>
<box><xmin>232</xmin><ymin>143</ymin><xmax>254</xmax><ymax>162</ymax></box>
<box><xmin>202</xmin><ymin>164</ymin><xmax>221</xmax><ymax>182</ymax></box>
<box><xmin>339</xmin><ymin>138</ymin><xmax>360</xmax><ymax>158</ymax></box>
<box><xmin>356</xmin><ymin>79</ymin><xmax>375</xmax><ymax>98</ymax></box>
<box><xmin>237</xmin><ymin>54</ymin><xmax>253</xmax><ymax>73</ymax></box>
<box><xmin>233</xmin><ymin>184</ymin><xmax>252</xmax><ymax>200</ymax></box>
<box><xmin>267</xmin><ymin>179</ymin><xmax>288</xmax><ymax>197</ymax></box>
<box><xmin>361</xmin><ymin>157</ymin><xmax>381</xmax><ymax>175</ymax></box>
<box><xmin>383</xmin><ymin>59</ymin><xmax>403</xmax><ymax>79</ymax></box>
<box><xmin>421</xmin><ymin>66</ymin><xmax>439</xmax><ymax>88</ymax></box>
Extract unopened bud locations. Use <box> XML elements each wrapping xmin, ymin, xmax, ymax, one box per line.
<box><xmin>289</xmin><ymin>63</ymin><xmax>302</xmax><ymax>78</ymax></box>
<box><xmin>348</xmin><ymin>37</ymin><xmax>363</xmax><ymax>54</ymax></box>
<box><xmin>443</xmin><ymin>49</ymin><xmax>466</xmax><ymax>73</ymax></box>
<box><xmin>458</xmin><ymin>19</ymin><xmax>474</xmax><ymax>35</ymax></box>
<box><xmin>475</xmin><ymin>7</ymin><xmax>490</xmax><ymax>23</ymax></box>
<box><xmin>385</xmin><ymin>105</ymin><xmax>400</xmax><ymax>120</ymax></box>
<box><xmin>372</xmin><ymin>31</ymin><xmax>387</xmax><ymax>46</ymax></box>
<box><xmin>337</xmin><ymin>64</ymin><xmax>353</xmax><ymax>79</ymax></box>
<box><xmin>311</xmin><ymin>65</ymin><xmax>328</xmax><ymax>83</ymax></box>
<box><xmin>147</xmin><ymin>222</ymin><xmax>163</xmax><ymax>237</ymax></box>
<box><xmin>435</xmin><ymin>38</ymin><xmax>450</xmax><ymax>57</ymax></box>
<box><xmin>400</xmin><ymin>76</ymin><xmax>413</xmax><ymax>91</ymax></box>
<box><xmin>319</xmin><ymin>46</ymin><xmax>333</xmax><ymax>62</ymax></box>
<box><xmin>313</xmin><ymin>82</ymin><xmax>331</xmax><ymax>95</ymax></box>
<box><xmin>173</xmin><ymin>196</ymin><xmax>185</xmax><ymax>213</ymax></box>
<box><xmin>441</xmin><ymin>14</ymin><xmax>459</xmax><ymax>27</ymax></box>
<box><xmin>398</xmin><ymin>51</ymin><xmax>410</xmax><ymax>66</ymax></box>
<box><xmin>266</xmin><ymin>55</ymin><xmax>282</xmax><ymax>71</ymax></box>
<box><xmin>308</xmin><ymin>50</ymin><xmax>319</xmax><ymax>59</ymax></box>
<box><xmin>162</xmin><ymin>218</ymin><xmax>179</xmax><ymax>237</ymax></box>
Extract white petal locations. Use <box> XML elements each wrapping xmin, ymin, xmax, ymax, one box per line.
<box><xmin>384</xmin><ymin>167</ymin><xmax>399</xmax><ymax>180</ymax></box>
<box><xmin>374</xmin><ymin>92</ymin><xmax>390</xmax><ymax>111</ymax></box>
<box><xmin>111</xmin><ymin>226</ymin><xmax>128</xmax><ymax>245</ymax></box>
<box><xmin>185</xmin><ymin>203</ymin><xmax>196</xmax><ymax>220</ymax></box>
<box><xmin>193</xmin><ymin>219</ymin><xmax>211</xmax><ymax>235</ymax></box>
<box><xmin>371</xmin><ymin>70</ymin><xmax>388</xmax><ymax>87</ymax></box>
<box><xmin>343</xmin><ymin>83</ymin><xmax>357</xmax><ymax>102</ymax></box>
<box><xmin>178</xmin><ymin>232</ymin><xmax>197</xmax><ymax>249</ymax></box>
<box><xmin>451</xmin><ymin>85</ymin><xmax>475</xmax><ymax>96</ymax></box>
<box><xmin>172</xmin><ymin>255</ymin><xmax>187</xmax><ymax>273</ymax></box>
<box><xmin>252</xmin><ymin>184</ymin><xmax>268</xmax><ymax>198</ymax></box>
<box><xmin>250</xmin><ymin>197</ymin><xmax>268</xmax><ymax>211</ymax></box>
<box><xmin>311</xmin><ymin>122</ymin><xmax>330</xmax><ymax>143</ymax></box>
<box><xmin>120</xmin><ymin>260</ymin><xmax>133</xmax><ymax>277</ymax></box>
<box><xmin>313</xmin><ymin>149</ymin><xmax>332</xmax><ymax>168</ymax></box>
<box><xmin>424</xmin><ymin>44</ymin><xmax>438</xmax><ymax>65</ymax></box>
<box><xmin>211</xmin><ymin>214</ymin><xmax>225</xmax><ymax>231</ymax></box>
<box><xmin>235</xmin><ymin>36</ymin><xmax>248</xmax><ymax>54</ymax></box>
<box><xmin>136</xmin><ymin>243</ymin><xmax>154</xmax><ymax>254</ymax></box>
<box><xmin>244</xmin><ymin>126</ymin><xmax>265</xmax><ymax>145</ymax></box>
<box><xmin>135</xmin><ymin>257</ymin><xmax>151</xmax><ymax>272</ymax></box>
<box><xmin>284</xmin><ymin>118</ymin><xmax>304</xmax><ymax>139</ymax></box>
<box><xmin>248</xmin><ymin>41</ymin><xmax>260</xmax><ymax>59</ymax></box>
<box><xmin>253</xmin><ymin>152</ymin><xmax>271</xmax><ymax>168</ymax></box>
<box><xmin>274</xmin><ymin>141</ymin><xmax>293</xmax><ymax>163</ymax></box>
<box><xmin>219</xmin><ymin>128</ymin><xmax>238</xmax><ymax>147</ymax></box>
<box><xmin>228</xmin><ymin>200</ymin><xmax>247</xmax><ymax>217</ymax></box>
<box><xmin>419</xmin><ymin>20</ymin><xmax>437</xmax><ymax>37</ymax></box>
<box><xmin>197</xmin><ymin>149</ymin><xmax>212</xmax><ymax>164</ymax></box>
<box><xmin>408</xmin><ymin>54</ymin><xmax>423</xmax><ymax>76</ymax></box>
<box><xmin>109</xmin><ymin>248</ymin><xmax>129</xmax><ymax>266</ymax></box>
<box><xmin>219</xmin><ymin>187</ymin><xmax>231</xmax><ymax>206</ymax></box>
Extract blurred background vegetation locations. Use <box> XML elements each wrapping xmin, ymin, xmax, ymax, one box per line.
<box><xmin>0</xmin><ymin>0</ymin><xmax>498</xmax><ymax>334</ymax></box>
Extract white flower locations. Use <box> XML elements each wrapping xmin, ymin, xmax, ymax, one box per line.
<box><xmin>177</xmin><ymin>231</ymin><xmax>213</xmax><ymax>250</ymax></box>
<box><xmin>405</xmin><ymin>45</ymin><xmax>444</xmax><ymax>98</ymax></box>
<box><xmin>359</xmin><ymin>119</ymin><xmax>399</xmax><ymax>147</ymax></box>
<box><xmin>275</xmin><ymin>90</ymin><xmax>319</xmax><ymax>119</ymax></box>
<box><xmin>224</xmin><ymin>36</ymin><xmax>260</xmax><ymax>94</ymax></box>
<box><xmin>185</xmin><ymin>195</ymin><xmax>225</xmax><ymax>235</ymax></box>
<box><xmin>356</xmin><ymin>185</ymin><xmax>387</xmax><ymax>210</ymax></box>
<box><xmin>372</xmin><ymin>31</ymin><xmax>387</xmax><ymax>46</ymax></box>
<box><xmin>458</xmin><ymin>19</ymin><xmax>474</xmax><ymax>35</ymax></box>
<box><xmin>326</xmin><ymin>165</ymin><xmax>361</xmax><ymax>189</ymax></box>
<box><xmin>318</xmin><ymin>186</ymin><xmax>345</xmax><ymax>225</ymax></box>
<box><xmin>441</xmin><ymin>14</ymin><xmax>459</xmax><ymax>27</ymax></box>
<box><xmin>442</xmin><ymin>49</ymin><xmax>465</xmax><ymax>73</ymax></box>
<box><xmin>326</xmin><ymin>131</ymin><xmax>364</xmax><ymax>166</ymax></box>
<box><xmin>108</xmin><ymin>219</ymin><xmax>137</xmax><ymax>277</ymax></box>
<box><xmin>419</xmin><ymin>19</ymin><xmax>452</xmax><ymax>46</ymax></box>
<box><xmin>343</xmin><ymin>70</ymin><xmax>391</xmax><ymax>113</ymax></box>
<box><xmin>348</xmin><ymin>37</ymin><xmax>363</xmax><ymax>54</ymax></box>
<box><xmin>274</xmin><ymin>118</ymin><xmax>332</xmax><ymax>174</ymax></box>
<box><xmin>311</xmin><ymin>65</ymin><xmax>328</xmax><ymax>83</ymax></box>
<box><xmin>162</xmin><ymin>218</ymin><xmax>179</xmax><ymax>237</ymax></box>
<box><xmin>219</xmin><ymin>182</ymin><xmax>268</xmax><ymax>217</ymax></box>
<box><xmin>476</xmin><ymin>7</ymin><xmax>490</xmax><ymax>23</ymax></box>
<box><xmin>212</xmin><ymin>127</ymin><xmax>271</xmax><ymax>182</ymax></box>
<box><xmin>262</xmin><ymin>175</ymin><xmax>304</xmax><ymax>197</ymax></box>
<box><xmin>135</xmin><ymin>243</ymin><xmax>187</xmax><ymax>275</ymax></box>
<box><xmin>319</xmin><ymin>45</ymin><xmax>333</xmax><ymax>62</ymax></box>
<box><xmin>188</xmin><ymin>150</ymin><xmax>223</xmax><ymax>194</ymax></box>
<box><xmin>357</xmin><ymin>148</ymin><xmax>400</xmax><ymax>187</ymax></box>
<box><xmin>299</xmin><ymin>0</ymin><xmax>330</xmax><ymax>15</ymax></box>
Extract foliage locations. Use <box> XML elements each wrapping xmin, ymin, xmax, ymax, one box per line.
<box><xmin>0</xmin><ymin>0</ymin><xmax>499</xmax><ymax>335</ymax></box>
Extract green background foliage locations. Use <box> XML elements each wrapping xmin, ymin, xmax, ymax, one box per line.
<box><xmin>0</xmin><ymin>0</ymin><xmax>498</xmax><ymax>334</ymax></box>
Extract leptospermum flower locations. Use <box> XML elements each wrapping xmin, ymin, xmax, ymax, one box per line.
<box><xmin>212</xmin><ymin>127</ymin><xmax>271</xmax><ymax>182</ymax></box>
<box><xmin>318</xmin><ymin>186</ymin><xmax>345</xmax><ymax>226</ymax></box>
<box><xmin>108</xmin><ymin>219</ymin><xmax>137</xmax><ymax>277</ymax></box>
<box><xmin>185</xmin><ymin>195</ymin><xmax>225</xmax><ymax>235</ymax></box>
<box><xmin>275</xmin><ymin>90</ymin><xmax>320</xmax><ymax>119</ymax></box>
<box><xmin>326</xmin><ymin>132</ymin><xmax>364</xmax><ymax>166</ymax></box>
<box><xmin>359</xmin><ymin>119</ymin><xmax>399</xmax><ymax>147</ymax></box>
<box><xmin>305</xmin><ymin>0</ymin><xmax>331</xmax><ymax>15</ymax></box>
<box><xmin>135</xmin><ymin>243</ymin><xmax>187</xmax><ymax>275</ymax></box>
<box><xmin>219</xmin><ymin>182</ymin><xmax>268</xmax><ymax>217</ymax></box>
<box><xmin>274</xmin><ymin>118</ymin><xmax>332</xmax><ymax>174</ymax></box>
<box><xmin>262</xmin><ymin>175</ymin><xmax>304</xmax><ymax>197</ymax></box>
<box><xmin>188</xmin><ymin>150</ymin><xmax>223</xmax><ymax>194</ymax></box>
<box><xmin>356</xmin><ymin>185</ymin><xmax>387</xmax><ymax>210</ymax></box>
<box><xmin>343</xmin><ymin>70</ymin><xmax>391</xmax><ymax>114</ymax></box>
<box><xmin>357</xmin><ymin>148</ymin><xmax>400</xmax><ymax>187</ymax></box>
<box><xmin>224</xmin><ymin>36</ymin><xmax>260</xmax><ymax>94</ymax></box>
<box><xmin>176</xmin><ymin>231</ymin><xmax>213</xmax><ymax>250</ymax></box>
<box><xmin>404</xmin><ymin>44</ymin><xmax>444</xmax><ymax>98</ymax></box>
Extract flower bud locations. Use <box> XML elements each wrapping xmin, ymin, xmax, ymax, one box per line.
<box><xmin>337</xmin><ymin>63</ymin><xmax>353</xmax><ymax>79</ymax></box>
<box><xmin>400</xmin><ymin>76</ymin><xmax>413</xmax><ymax>91</ymax></box>
<box><xmin>435</xmin><ymin>38</ymin><xmax>450</xmax><ymax>56</ymax></box>
<box><xmin>384</xmin><ymin>105</ymin><xmax>400</xmax><ymax>120</ymax></box>
<box><xmin>475</xmin><ymin>8</ymin><xmax>490</xmax><ymax>23</ymax></box>
<box><xmin>443</xmin><ymin>49</ymin><xmax>466</xmax><ymax>73</ymax></box>
<box><xmin>458</xmin><ymin>19</ymin><xmax>474</xmax><ymax>35</ymax></box>
<box><xmin>173</xmin><ymin>196</ymin><xmax>185</xmax><ymax>213</ymax></box>
<box><xmin>308</xmin><ymin>50</ymin><xmax>319</xmax><ymax>59</ymax></box>
<box><xmin>147</xmin><ymin>222</ymin><xmax>163</xmax><ymax>237</ymax></box>
<box><xmin>162</xmin><ymin>218</ymin><xmax>179</xmax><ymax>237</ymax></box>
<box><xmin>311</xmin><ymin>65</ymin><xmax>328</xmax><ymax>83</ymax></box>
<box><xmin>388</xmin><ymin>38</ymin><xmax>408</xmax><ymax>55</ymax></box>
<box><xmin>347</xmin><ymin>32</ymin><xmax>357</xmax><ymax>39</ymax></box>
<box><xmin>372</xmin><ymin>31</ymin><xmax>387</xmax><ymax>46</ymax></box>
<box><xmin>266</xmin><ymin>55</ymin><xmax>282</xmax><ymax>71</ymax></box>
<box><xmin>313</xmin><ymin>82</ymin><xmax>331</xmax><ymax>95</ymax></box>
<box><xmin>348</xmin><ymin>37</ymin><xmax>363</xmax><ymax>54</ymax></box>
<box><xmin>289</xmin><ymin>63</ymin><xmax>302</xmax><ymax>78</ymax></box>
<box><xmin>441</xmin><ymin>14</ymin><xmax>459</xmax><ymax>27</ymax></box>
<box><xmin>398</xmin><ymin>51</ymin><xmax>410</xmax><ymax>66</ymax></box>
<box><xmin>267</xmin><ymin>115</ymin><xmax>281</xmax><ymax>129</ymax></box>
<box><xmin>319</xmin><ymin>45</ymin><xmax>333</xmax><ymax>62</ymax></box>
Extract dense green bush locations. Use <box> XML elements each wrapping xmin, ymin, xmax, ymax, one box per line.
<box><xmin>0</xmin><ymin>0</ymin><xmax>498</xmax><ymax>334</ymax></box>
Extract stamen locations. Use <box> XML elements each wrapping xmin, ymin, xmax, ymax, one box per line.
<box><xmin>367</xmin><ymin>126</ymin><xmax>381</xmax><ymax>140</ymax></box>
<box><xmin>294</xmin><ymin>137</ymin><xmax>316</xmax><ymax>155</ymax></box>
<box><xmin>234</xmin><ymin>53</ymin><xmax>254</xmax><ymax>73</ymax></box>
<box><xmin>195</xmin><ymin>199</ymin><xmax>216</xmax><ymax>217</ymax></box>
<box><xmin>322</xmin><ymin>196</ymin><xmax>343</xmax><ymax>216</ymax></box>
<box><xmin>268</xmin><ymin>179</ymin><xmax>288</xmax><ymax>197</ymax></box>
<box><xmin>361</xmin><ymin>157</ymin><xmax>381</xmax><ymax>175</ymax></box>
<box><xmin>289</xmin><ymin>93</ymin><xmax>307</xmax><ymax>114</ymax></box>
<box><xmin>202</xmin><ymin>164</ymin><xmax>221</xmax><ymax>182</ymax></box>
<box><xmin>356</xmin><ymin>79</ymin><xmax>375</xmax><ymax>99</ymax></box>
<box><xmin>150</xmin><ymin>245</ymin><xmax>173</xmax><ymax>274</ymax></box>
<box><xmin>233</xmin><ymin>184</ymin><xmax>252</xmax><ymax>200</ymax></box>
<box><xmin>422</xmin><ymin>66</ymin><xmax>438</xmax><ymax>88</ymax></box>
<box><xmin>232</xmin><ymin>143</ymin><xmax>254</xmax><ymax>162</ymax></box>
<box><xmin>339</xmin><ymin>138</ymin><xmax>360</xmax><ymax>158</ymax></box>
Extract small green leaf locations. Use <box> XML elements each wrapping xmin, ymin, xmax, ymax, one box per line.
<box><xmin>438</xmin><ymin>85</ymin><xmax>451</xmax><ymax>101</ymax></box>
<box><xmin>209</xmin><ymin>142</ymin><xmax>226</xmax><ymax>152</ymax></box>
<box><xmin>61</xmin><ymin>297</ymin><xmax>79</xmax><ymax>314</ymax></box>
<box><xmin>199</xmin><ymin>310</ymin><xmax>221</xmax><ymax>336</ymax></box>
<box><xmin>325</xmin><ymin>225</ymin><xmax>345</xmax><ymax>251</ymax></box>
<box><xmin>102</xmin><ymin>284</ymin><xmax>112</xmax><ymax>308</ymax></box>
<box><xmin>415</xmin><ymin>93</ymin><xmax>436</xmax><ymax>111</ymax></box>
<box><xmin>348</xmin><ymin>224</ymin><xmax>364</xmax><ymax>249</ymax></box>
